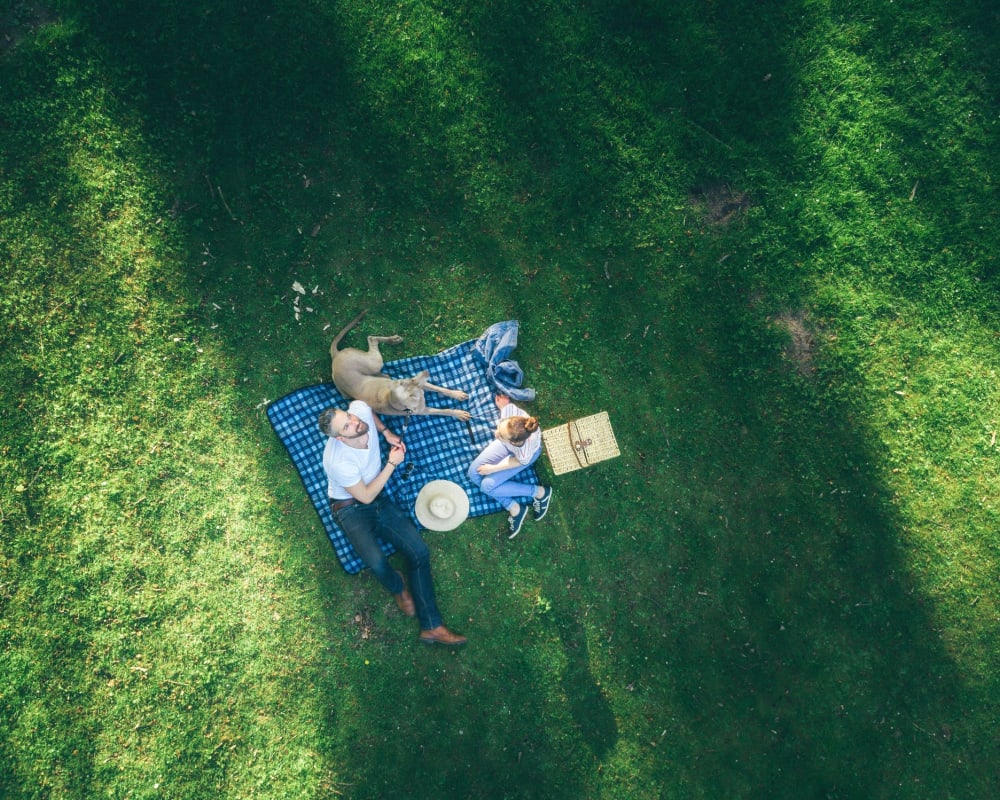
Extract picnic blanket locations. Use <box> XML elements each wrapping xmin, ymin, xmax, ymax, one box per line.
<box><xmin>267</xmin><ymin>321</ymin><xmax>539</xmax><ymax>574</ymax></box>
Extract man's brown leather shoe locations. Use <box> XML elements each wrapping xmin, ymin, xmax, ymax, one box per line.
<box><xmin>394</xmin><ymin>590</ymin><xmax>415</xmax><ymax>617</ymax></box>
<box><xmin>419</xmin><ymin>625</ymin><xmax>467</xmax><ymax>647</ymax></box>
<box><xmin>393</xmin><ymin>571</ymin><xmax>415</xmax><ymax>617</ymax></box>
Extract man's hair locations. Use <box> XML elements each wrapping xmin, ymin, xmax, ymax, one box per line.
<box><xmin>318</xmin><ymin>407</ymin><xmax>340</xmax><ymax>436</ymax></box>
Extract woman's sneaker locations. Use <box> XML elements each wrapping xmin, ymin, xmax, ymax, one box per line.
<box><xmin>508</xmin><ymin>504</ymin><xmax>530</xmax><ymax>539</ymax></box>
<box><xmin>532</xmin><ymin>486</ymin><xmax>553</xmax><ymax>521</ymax></box>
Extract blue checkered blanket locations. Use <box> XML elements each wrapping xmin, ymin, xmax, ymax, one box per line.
<box><xmin>267</xmin><ymin>322</ymin><xmax>538</xmax><ymax>573</ymax></box>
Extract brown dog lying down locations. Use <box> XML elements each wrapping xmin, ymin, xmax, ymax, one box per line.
<box><xmin>329</xmin><ymin>310</ymin><xmax>471</xmax><ymax>421</ymax></box>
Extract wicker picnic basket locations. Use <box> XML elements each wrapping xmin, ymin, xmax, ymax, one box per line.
<box><xmin>542</xmin><ymin>411</ymin><xmax>620</xmax><ymax>476</ymax></box>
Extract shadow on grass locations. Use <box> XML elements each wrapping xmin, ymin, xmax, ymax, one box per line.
<box><xmin>594</xmin><ymin>266</ymin><xmax>991</xmax><ymax>796</ymax></box>
<box><xmin>552</xmin><ymin>603</ymin><xmax>619</xmax><ymax>761</ymax></box>
<box><xmin>462</xmin><ymin>0</ymin><xmax>804</xmax><ymax>245</ymax></box>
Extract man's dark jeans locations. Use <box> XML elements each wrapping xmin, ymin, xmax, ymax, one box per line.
<box><xmin>334</xmin><ymin>495</ymin><xmax>443</xmax><ymax>631</ymax></box>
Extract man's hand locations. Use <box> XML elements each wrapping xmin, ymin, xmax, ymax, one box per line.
<box><xmin>382</xmin><ymin>428</ymin><xmax>402</xmax><ymax>447</ymax></box>
<box><xmin>388</xmin><ymin>441</ymin><xmax>406</xmax><ymax>466</ymax></box>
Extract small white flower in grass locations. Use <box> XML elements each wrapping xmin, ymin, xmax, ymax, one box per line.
<box><xmin>292</xmin><ymin>281</ymin><xmax>306</xmax><ymax>295</ymax></box>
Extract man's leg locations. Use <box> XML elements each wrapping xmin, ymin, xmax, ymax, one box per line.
<box><xmin>335</xmin><ymin>503</ymin><xmax>405</xmax><ymax>595</ymax></box>
<box><xmin>373</xmin><ymin>497</ymin><xmax>443</xmax><ymax>631</ymax></box>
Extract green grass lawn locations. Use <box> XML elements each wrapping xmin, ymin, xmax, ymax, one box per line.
<box><xmin>2</xmin><ymin>1</ymin><xmax>998</xmax><ymax>798</ymax></box>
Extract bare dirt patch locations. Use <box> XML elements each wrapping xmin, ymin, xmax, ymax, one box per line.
<box><xmin>688</xmin><ymin>180</ymin><xmax>752</xmax><ymax>227</ymax></box>
<box><xmin>773</xmin><ymin>310</ymin><xmax>817</xmax><ymax>376</ymax></box>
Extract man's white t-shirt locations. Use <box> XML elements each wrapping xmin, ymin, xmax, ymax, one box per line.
<box><xmin>323</xmin><ymin>400</ymin><xmax>382</xmax><ymax>500</ymax></box>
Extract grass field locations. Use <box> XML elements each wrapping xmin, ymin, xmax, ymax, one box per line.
<box><xmin>2</xmin><ymin>1</ymin><xmax>998</xmax><ymax>798</ymax></box>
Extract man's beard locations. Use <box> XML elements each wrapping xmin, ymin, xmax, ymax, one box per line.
<box><xmin>341</xmin><ymin>420</ymin><xmax>369</xmax><ymax>439</ymax></box>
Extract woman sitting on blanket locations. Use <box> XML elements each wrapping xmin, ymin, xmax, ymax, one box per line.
<box><xmin>468</xmin><ymin>394</ymin><xmax>553</xmax><ymax>539</ymax></box>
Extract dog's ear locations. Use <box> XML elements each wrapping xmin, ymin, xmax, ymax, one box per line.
<box><xmin>400</xmin><ymin>373</ymin><xmax>427</xmax><ymax>389</ymax></box>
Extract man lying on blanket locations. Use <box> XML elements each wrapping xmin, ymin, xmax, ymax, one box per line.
<box><xmin>318</xmin><ymin>400</ymin><xmax>467</xmax><ymax>648</ymax></box>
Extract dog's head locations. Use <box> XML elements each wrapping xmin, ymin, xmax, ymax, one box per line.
<box><xmin>388</xmin><ymin>370</ymin><xmax>429</xmax><ymax>412</ymax></box>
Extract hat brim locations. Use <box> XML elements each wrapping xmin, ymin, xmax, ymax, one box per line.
<box><xmin>414</xmin><ymin>480</ymin><xmax>470</xmax><ymax>531</ymax></box>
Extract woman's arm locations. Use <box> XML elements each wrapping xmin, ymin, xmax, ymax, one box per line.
<box><xmin>476</xmin><ymin>454</ymin><xmax>520</xmax><ymax>475</ymax></box>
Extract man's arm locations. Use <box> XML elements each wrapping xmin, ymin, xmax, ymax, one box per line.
<box><xmin>372</xmin><ymin>413</ymin><xmax>402</xmax><ymax>447</ymax></box>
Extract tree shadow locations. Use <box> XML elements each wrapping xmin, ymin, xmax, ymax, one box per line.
<box><xmin>593</xmin><ymin>254</ymin><xmax>995</xmax><ymax>796</ymax></box>
<box><xmin>552</xmin><ymin>603</ymin><xmax>619</xmax><ymax>761</ymax></box>
<box><xmin>462</xmin><ymin>0</ymin><xmax>802</xmax><ymax>242</ymax></box>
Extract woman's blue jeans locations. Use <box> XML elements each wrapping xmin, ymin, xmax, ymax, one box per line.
<box><xmin>467</xmin><ymin>439</ymin><xmax>540</xmax><ymax>511</ymax></box>
<box><xmin>334</xmin><ymin>495</ymin><xmax>442</xmax><ymax>631</ymax></box>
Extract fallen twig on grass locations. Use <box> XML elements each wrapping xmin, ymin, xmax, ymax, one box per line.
<box><xmin>681</xmin><ymin>115</ymin><xmax>734</xmax><ymax>151</ymax></box>
<box><xmin>216</xmin><ymin>183</ymin><xmax>239</xmax><ymax>223</ymax></box>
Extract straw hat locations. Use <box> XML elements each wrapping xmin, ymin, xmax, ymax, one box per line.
<box><xmin>414</xmin><ymin>480</ymin><xmax>470</xmax><ymax>531</ymax></box>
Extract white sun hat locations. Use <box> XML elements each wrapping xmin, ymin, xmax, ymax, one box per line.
<box><xmin>414</xmin><ymin>480</ymin><xmax>470</xmax><ymax>531</ymax></box>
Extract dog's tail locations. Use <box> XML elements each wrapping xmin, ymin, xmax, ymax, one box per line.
<box><xmin>330</xmin><ymin>309</ymin><xmax>369</xmax><ymax>356</ymax></box>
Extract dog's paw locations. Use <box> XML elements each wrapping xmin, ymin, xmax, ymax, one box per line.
<box><xmin>386</xmin><ymin>335</ymin><xmax>403</xmax><ymax>344</ymax></box>
<box><xmin>453</xmin><ymin>409</ymin><xmax>472</xmax><ymax>422</ymax></box>
<box><xmin>454</xmin><ymin>390</ymin><xmax>470</xmax><ymax>401</ymax></box>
